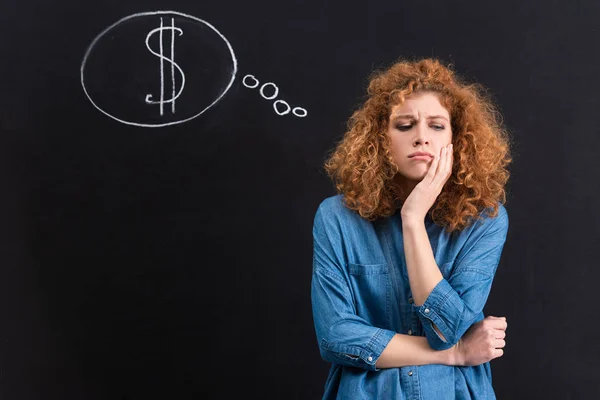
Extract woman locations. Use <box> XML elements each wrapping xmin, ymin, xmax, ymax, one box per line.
<box><xmin>311</xmin><ymin>58</ymin><xmax>511</xmax><ymax>399</ymax></box>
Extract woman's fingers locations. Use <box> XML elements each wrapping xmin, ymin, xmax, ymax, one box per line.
<box><xmin>435</xmin><ymin>147</ymin><xmax>446</xmax><ymax>178</ymax></box>
<box><xmin>446</xmin><ymin>144</ymin><xmax>453</xmax><ymax>179</ymax></box>
<box><xmin>431</xmin><ymin>144</ymin><xmax>452</xmax><ymax>187</ymax></box>
<box><xmin>424</xmin><ymin>144</ymin><xmax>453</xmax><ymax>189</ymax></box>
<box><xmin>424</xmin><ymin>151</ymin><xmax>440</xmax><ymax>183</ymax></box>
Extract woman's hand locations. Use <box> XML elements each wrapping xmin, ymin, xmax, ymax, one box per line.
<box><xmin>452</xmin><ymin>316</ymin><xmax>508</xmax><ymax>366</ymax></box>
<box><xmin>400</xmin><ymin>144</ymin><xmax>453</xmax><ymax>223</ymax></box>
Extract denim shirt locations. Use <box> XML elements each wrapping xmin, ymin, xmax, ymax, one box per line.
<box><xmin>311</xmin><ymin>195</ymin><xmax>509</xmax><ymax>399</ymax></box>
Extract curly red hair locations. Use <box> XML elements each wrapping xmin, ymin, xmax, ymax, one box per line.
<box><xmin>324</xmin><ymin>57</ymin><xmax>512</xmax><ymax>231</ymax></box>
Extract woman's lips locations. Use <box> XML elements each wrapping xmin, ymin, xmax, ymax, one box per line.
<box><xmin>410</xmin><ymin>155</ymin><xmax>433</xmax><ymax>161</ymax></box>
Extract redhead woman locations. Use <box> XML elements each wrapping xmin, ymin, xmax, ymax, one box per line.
<box><xmin>311</xmin><ymin>58</ymin><xmax>511</xmax><ymax>399</ymax></box>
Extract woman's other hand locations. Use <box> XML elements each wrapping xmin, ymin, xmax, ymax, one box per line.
<box><xmin>452</xmin><ymin>316</ymin><xmax>507</xmax><ymax>366</ymax></box>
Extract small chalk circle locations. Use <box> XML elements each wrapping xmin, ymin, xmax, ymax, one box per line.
<box><xmin>242</xmin><ymin>74</ymin><xmax>259</xmax><ymax>88</ymax></box>
<box><xmin>292</xmin><ymin>107</ymin><xmax>307</xmax><ymax>118</ymax></box>
<box><xmin>273</xmin><ymin>100</ymin><xmax>291</xmax><ymax>116</ymax></box>
<box><xmin>260</xmin><ymin>83</ymin><xmax>279</xmax><ymax>100</ymax></box>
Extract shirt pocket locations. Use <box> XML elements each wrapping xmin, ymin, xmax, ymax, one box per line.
<box><xmin>347</xmin><ymin>263</ymin><xmax>390</xmax><ymax>328</ymax></box>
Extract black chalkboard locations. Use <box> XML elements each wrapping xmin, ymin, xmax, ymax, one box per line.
<box><xmin>1</xmin><ymin>1</ymin><xmax>599</xmax><ymax>399</ymax></box>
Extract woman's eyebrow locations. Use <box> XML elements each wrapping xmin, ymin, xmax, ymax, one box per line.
<box><xmin>392</xmin><ymin>114</ymin><xmax>449</xmax><ymax>122</ymax></box>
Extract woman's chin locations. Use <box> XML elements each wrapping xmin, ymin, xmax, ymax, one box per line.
<box><xmin>403</xmin><ymin>169</ymin><xmax>428</xmax><ymax>181</ymax></box>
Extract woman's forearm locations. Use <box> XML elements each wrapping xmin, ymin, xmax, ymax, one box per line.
<box><xmin>401</xmin><ymin>218</ymin><xmax>444</xmax><ymax>306</ymax></box>
<box><xmin>376</xmin><ymin>333</ymin><xmax>458</xmax><ymax>368</ymax></box>
<box><xmin>401</xmin><ymin>217</ymin><xmax>449</xmax><ymax>341</ymax></box>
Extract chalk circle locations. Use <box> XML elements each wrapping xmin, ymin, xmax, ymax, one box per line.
<box><xmin>80</xmin><ymin>10</ymin><xmax>238</xmax><ymax>128</ymax></box>
<box><xmin>292</xmin><ymin>107</ymin><xmax>307</xmax><ymax>118</ymax></box>
<box><xmin>242</xmin><ymin>75</ymin><xmax>259</xmax><ymax>89</ymax></box>
<box><xmin>259</xmin><ymin>83</ymin><xmax>279</xmax><ymax>100</ymax></box>
<box><xmin>273</xmin><ymin>100</ymin><xmax>291</xmax><ymax>116</ymax></box>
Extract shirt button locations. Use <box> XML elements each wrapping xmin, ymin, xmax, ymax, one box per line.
<box><xmin>367</xmin><ymin>356</ymin><xmax>373</xmax><ymax>362</ymax></box>
<box><xmin>408</xmin><ymin>297</ymin><xmax>414</xmax><ymax>304</ymax></box>
<box><xmin>424</xmin><ymin>308</ymin><xmax>430</xmax><ymax>314</ymax></box>
<box><xmin>408</xmin><ymin>371</ymin><xmax>413</xmax><ymax>376</ymax></box>
<box><xmin>408</xmin><ymin>329</ymin><xmax>413</xmax><ymax>335</ymax></box>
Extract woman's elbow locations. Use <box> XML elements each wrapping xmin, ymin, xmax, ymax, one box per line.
<box><xmin>425</xmin><ymin>325</ymin><xmax>459</xmax><ymax>350</ymax></box>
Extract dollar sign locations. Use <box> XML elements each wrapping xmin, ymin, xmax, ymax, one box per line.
<box><xmin>145</xmin><ymin>17</ymin><xmax>186</xmax><ymax>116</ymax></box>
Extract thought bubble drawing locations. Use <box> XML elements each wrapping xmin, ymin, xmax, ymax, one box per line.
<box><xmin>81</xmin><ymin>11</ymin><xmax>237</xmax><ymax>128</ymax></box>
<box><xmin>82</xmin><ymin>11</ymin><xmax>307</xmax><ymax>127</ymax></box>
<box><xmin>242</xmin><ymin>74</ymin><xmax>307</xmax><ymax>118</ymax></box>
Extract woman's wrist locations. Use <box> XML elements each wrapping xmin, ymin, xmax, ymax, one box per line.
<box><xmin>446</xmin><ymin>343</ymin><xmax>464</xmax><ymax>366</ymax></box>
<box><xmin>400</xmin><ymin>213</ymin><xmax>425</xmax><ymax>228</ymax></box>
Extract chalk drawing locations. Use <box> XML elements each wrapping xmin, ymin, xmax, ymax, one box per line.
<box><xmin>273</xmin><ymin>100</ymin><xmax>291</xmax><ymax>116</ymax></box>
<box><xmin>243</xmin><ymin>74</ymin><xmax>308</xmax><ymax>118</ymax></box>
<box><xmin>144</xmin><ymin>17</ymin><xmax>185</xmax><ymax>116</ymax></box>
<box><xmin>259</xmin><ymin>83</ymin><xmax>279</xmax><ymax>100</ymax></box>
<box><xmin>292</xmin><ymin>107</ymin><xmax>307</xmax><ymax>118</ymax></box>
<box><xmin>81</xmin><ymin>11</ymin><xmax>237</xmax><ymax>128</ymax></box>
<box><xmin>82</xmin><ymin>12</ymin><xmax>307</xmax><ymax>125</ymax></box>
<box><xmin>242</xmin><ymin>75</ymin><xmax>259</xmax><ymax>89</ymax></box>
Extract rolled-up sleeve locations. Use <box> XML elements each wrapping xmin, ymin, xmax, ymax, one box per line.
<box><xmin>415</xmin><ymin>205</ymin><xmax>509</xmax><ymax>350</ymax></box>
<box><xmin>311</xmin><ymin>203</ymin><xmax>396</xmax><ymax>371</ymax></box>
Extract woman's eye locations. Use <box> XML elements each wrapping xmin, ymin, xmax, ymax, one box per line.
<box><xmin>396</xmin><ymin>124</ymin><xmax>445</xmax><ymax>131</ymax></box>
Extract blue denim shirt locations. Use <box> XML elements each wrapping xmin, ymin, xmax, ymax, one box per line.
<box><xmin>311</xmin><ymin>194</ymin><xmax>509</xmax><ymax>399</ymax></box>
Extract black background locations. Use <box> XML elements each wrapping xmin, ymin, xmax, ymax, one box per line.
<box><xmin>1</xmin><ymin>0</ymin><xmax>599</xmax><ymax>399</ymax></box>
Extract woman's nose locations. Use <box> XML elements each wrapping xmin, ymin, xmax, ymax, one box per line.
<box><xmin>413</xmin><ymin>121</ymin><xmax>430</xmax><ymax>146</ymax></box>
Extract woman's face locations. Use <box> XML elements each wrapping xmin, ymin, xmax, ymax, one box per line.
<box><xmin>387</xmin><ymin>91</ymin><xmax>453</xmax><ymax>185</ymax></box>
